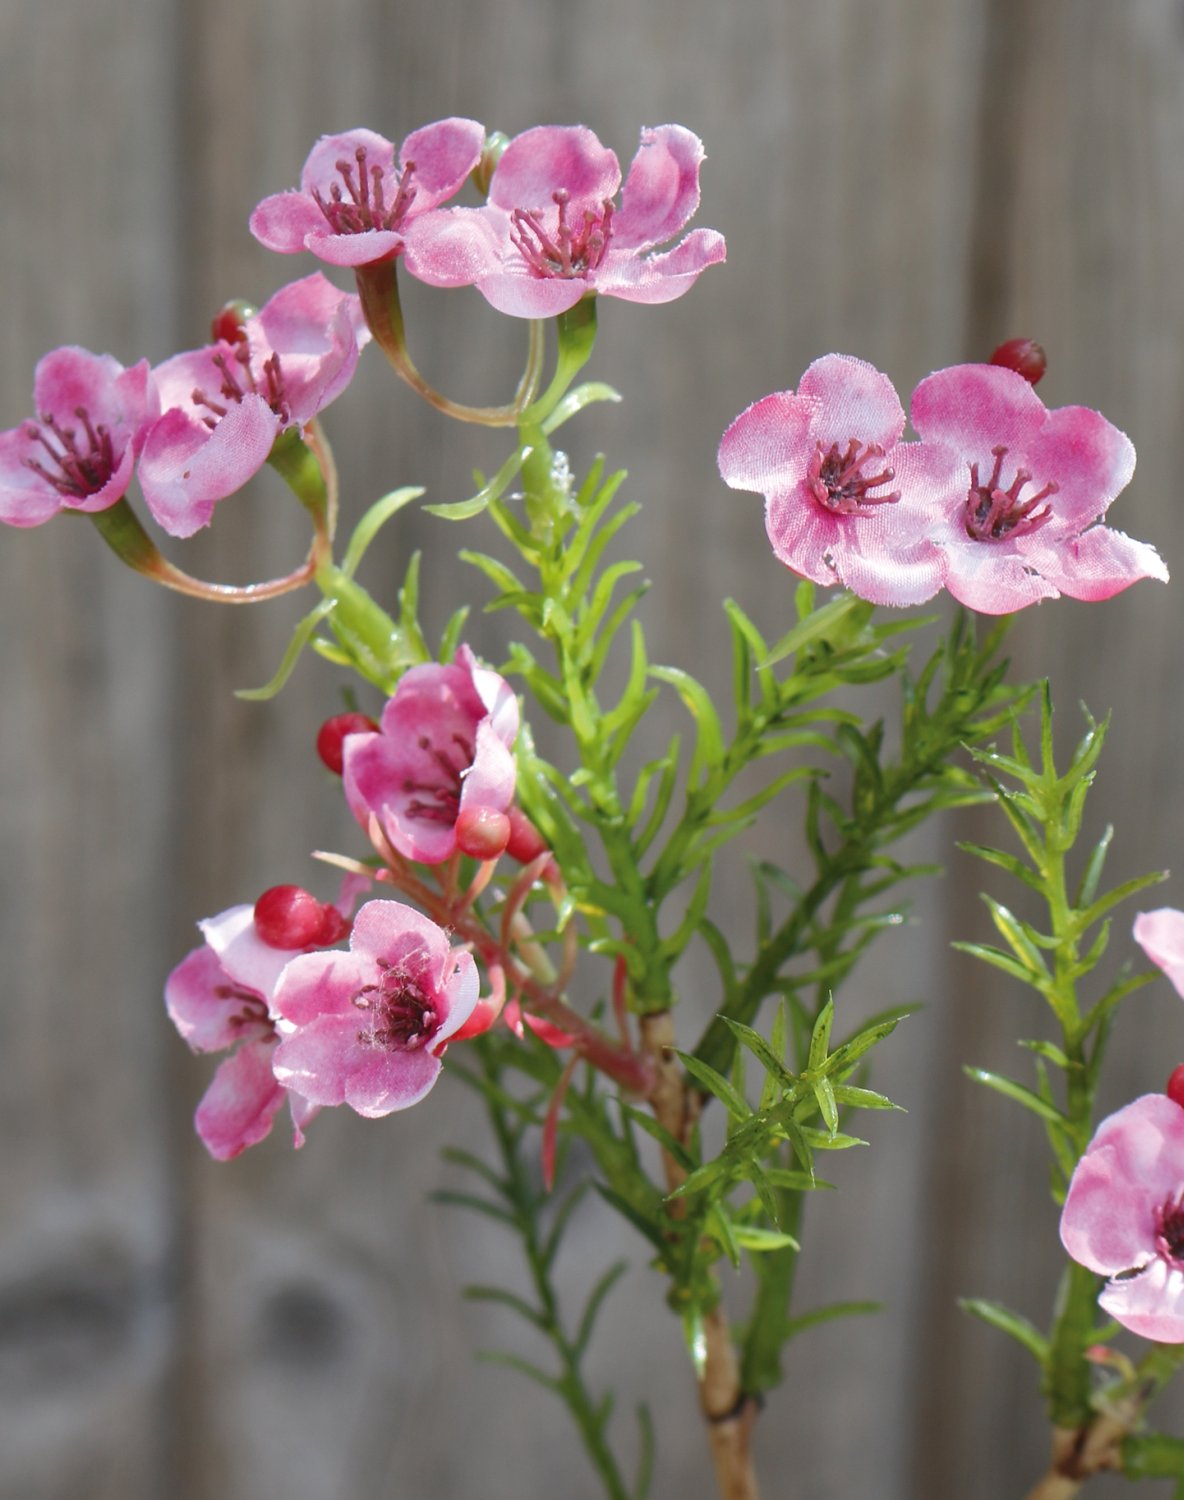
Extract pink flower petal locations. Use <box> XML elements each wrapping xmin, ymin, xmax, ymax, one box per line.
<box><xmin>797</xmin><ymin>355</ymin><xmax>905</xmax><ymax>454</ymax></box>
<box><xmin>1099</xmin><ymin>1258</ymin><xmax>1184</xmax><ymax>1342</ymax></box>
<box><xmin>194</xmin><ymin>1038</ymin><xmax>288</xmax><ymax>1160</ymax></box>
<box><xmin>248</xmin><ymin>190</ymin><xmax>326</xmax><ymax>255</ymax></box>
<box><xmin>718</xmin><ymin>392</ymin><xmax>819</xmax><ymax>496</ymax></box>
<box><xmin>1036</xmin><ymin>525</ymin><xmax>1169</xmax><ymax>602</ymax></box>
<box><xmin>401</xmin><ymin>208</ymin><xmax>506</xmax><ymax>288</ymax></box>
<box><xmin>274</xmin><ymin>1013</ymin><xmax>443</xmax><ymax>1116</ymax></box>
<box><xmin>1134</xmin><ymin>910</ymin><xmax>1184</xmax><ymax>998</ymax></box>
<box><xmin>397</xmin><ymin>117</ymin><xmax>485</xmax><ymax>209</ymax></box>
<box><xmin>165</xmin><ymin>944</ymin><xmax>270</xmax><ymax>1053</ymax></box>
<box><xmin>612</xmin><ymin>125</ymin><xmax>706</xmax><ymax>251</ymax></box>
<box><xmin>138</xmin><ymin>399</ymin><xmax>280</xmax><ymax>537</ymax></box>
<box><xmin>1024</xmin><ymin>405</ymin><xmax>1136</xmax><ymax>531</ymax></box>
<box><xmin>911</xmin><ymin>363</ymin><xmax>1048</xmax><ymax>456</ymax></box>
<box><xmin>595</xmin><ymin>229</ymin><xmax>727</xmax><ymax>304</ymax></box>
<box><xmin>487</xmin><ymin>125</ymin><xmax>620</xmax><ymax>214</ymax></box>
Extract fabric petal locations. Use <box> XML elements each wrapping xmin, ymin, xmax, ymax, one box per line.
<box><xmin>1035</xmin><ymin>525</ymin><xmax>1168</xmax><ymax>602</ymax></box>
<box><xmin>911</xmin><ymin>363</ymin><xmax>1048</xmax><ymax>455</ymax></box>
<box><xmin>397</xmin><ymin>117</ymin><xmax>485</xmax><ymax>209</ymax></box>
<box><xmin>165</xmin><ymin>944</ymin><xmax>270</xmax><ymax>1052</ymax></box>
<box><xmin>1134</xmin><ymin>909</ymin><xmax>1184</xmax><ymax>998</ymax></box>
<box><xmin>487</xmin><ymin>125</ymin><xmax>620</xmax><ymax>214</ymax></box>
<box><xmin>797</xmin><ymin>354</ymin><xmax>905</xmax><ymax>454</ymax></box>
<box><xmin>594</xmin><ymin>229</ymin><xmax>726</xmax><ymax>305</ymax></box>
<box><xmin>1099</xmin><ymin>1258</ymin><xmax>1184</xmax><ymax>1342</ymax></box>
<box><xmin>194</xmin><ymin>1039</ymin><xmax>287</xmax><ymax>1160</ymax></box>
<box><xmin>138</xmin><ymin>399</ymin><xmax>279</xmax><ymax>538</ymax></box>
<box><xmin>612</xmin><ymin>125</ymin><xmax>705</xmax><ymax>250</ymax></box>
<box><xmin>718</xmin><ymin>391</ymin><xmax>819</xmax><ymax>496</ymax></box>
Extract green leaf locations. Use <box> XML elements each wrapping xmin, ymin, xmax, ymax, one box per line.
<box><xmin>678</xmin><ymin>1051</ymin><xmax>752</xmax><ymax>1120</ymax></box>
<box><xmin>959</xmin><ymin>1298</ymin><xmax>1048</xmax><ymax>1363</ymax></box>
<box><xmin>426</xmin><ymin>445</ymin><xmax>525</xmax><ymax>520</ymax></box>
<box><xmin>236</xmin><ymin>598</ymin><xmax>337</xmax><ymax>700</ymax></box>
<box><xmin>783</xmin><ymin>1300</ymin><xmax>880</xmax><ymax>1340</ymax></box>
<box><xmin>619</xmin><ymin>1102</ymin><xmax>696</xmax><ymax>1170</ymax></box>
<box><xmin>731</xmin><ymin>1225</ymin><xmax>801</xmax><ymax>1253</ymax></box>
<box><xmin>721</xmin><ymin>1017</ymin><xmax>797</xmax><ymax>1090</ymax></box>
<box><xmin>811</xmin><ymin>1078</ymin><xmax>839</xmax><ymax>1135</ymax></box>
<box><xmin>575</xmin><ymin>1260</ymin><xmax>629</xmax><ymax>1358</ymax></box>
<box><xmin>650</xmin><ymin>664</ymin><xmax>725</xmax><ymax>782</ymax></box>
<box><xmin>540</xmin><ymin>380</ymin><xmax>622</xmax><ymax>433</ymax></box>
<box><xmin>830</xmin><ymin>1084</ymin><xmax>901</xmax><ymax>1111</ymax></box>
<box><xmin>707</xmin><ymin>1204</ymin><xmax>742</xmax><ymax>1268</ymax></box>
<box><xmin>340</xmin><ymin>486</ymin><xmax>424</xmax><ymax>576</ymax></box>
<box><xmin>807</xmin><ymin>996</ymin><xmax>834</xmax><ymax>1072</ymax></box>
<box><xmin>463</xmin><ymin>1284</ymin><xmax>548</xmax><ymax>1332</ymax></box>
<box><xmin>762</xmin><ymin>592</ymin><xmax>868</xmax><ymax>669</ymax></box>
<box><xmin>431</xmin><ymin>1190</ymin><xmax>519</xmax><ymax>1228</ymax></box>
<box><xmin>476</xmin><ymin>1349</ymin><xmax>561</xmax><ymax>1394</ymax></box>
<box><xmin>963</xmin><ymin>1067</ymin><xmax>1068</xmax><ymax>1125</ymax></box>
<box><xmin>633</xmin><ymin>1404</ymin><xmax>655</xmax><ymax>1500</ymax></box>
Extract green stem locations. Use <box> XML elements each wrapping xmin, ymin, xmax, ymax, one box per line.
<box><xmin>520</xmin><ymin>298</ymin><xmax>598</xmax><ymax>428</ymax></box>
<box><xmin>482</xmin><ymin>1050</ymin><xmax>635</xmax><ymax>1500</ymax></box>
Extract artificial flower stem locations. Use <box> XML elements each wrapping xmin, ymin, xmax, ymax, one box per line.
<box><xmin>314</xmin><ymin>560</ymin><xmax>408</xmax><ymax>691</ymax></box>
<box><xmin>89</xmin><ymin>498</ymin><xmax>316</xmax><ymax>602</ymax></box>
<box><xmin>355</xmin><ymin>260</ymin><xmax>536</xmax><ymax>427</ymax></box>
<box><xmin>519</xmin><ymin>297</ymin><xmax>598</xmax><ymax>427</ymax></box>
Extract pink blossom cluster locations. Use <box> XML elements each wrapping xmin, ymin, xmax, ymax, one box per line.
<box><xmin>719</xmin><ymin>354</ymin><xmax>1167</xmax><ymax>614</ymax></box>
<box><xmin>0</xmin><ymin>274</ymin><xmax>369</xmax><ymax>539</ymax></box>
<box><xmin>167</xmin><ymin>649</ymin><xmax>540</xmax><ymax>1159</ymax></box>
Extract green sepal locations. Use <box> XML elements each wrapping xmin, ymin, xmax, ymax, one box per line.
<box><xmin>958</xmin><ymin>1297</ymin><xmax>1048</xmax><ymax>1364</ymax></box>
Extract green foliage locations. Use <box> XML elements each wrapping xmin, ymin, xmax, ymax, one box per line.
<box><xmin>955</xmin><ymin>685</ymin><xmax>1168</xmax><ymax>1433</ymax></box>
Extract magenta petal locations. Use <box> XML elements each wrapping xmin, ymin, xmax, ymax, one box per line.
<box><xmin>612</xmin><ymin>125</ymin><xmax>705</xmax><ymax>251</ymax></box>
<box><xmin>1134</xmin><ymin>909</ymin><xmax>1184</xmax><ymax>998</ymax></box>
<box><xmin>300</xmin><ymin>128</ymin><xmax>398</xmax><ymax>196</ymax></box>
<box><xmin>350</xmin><ymin>900</ymin><xmax>453</xmax><ymax>980</ymax></box>
<box><xmin>249</xmin><ymin>190</ymin><xmax>327</xmax><ymax>254</ymax></box>
<box><xmin>941</xmin><ymin>547</ymin><xmax>1057</xmax><ymax>614</ymax></box>
<box><xmin>718</xmin><ymin>392</ymin><xmax>818</xmax><ymax>495</ymax></box>
<box><xmin>429</xmin><ymin>949</ymin><xmax>480</xmax><ymax>1047</ymax></box>
<box><xmin>1099</xmin><ymin>1259</ymin><xmax>1184</xmax><ymax>1342</ymax></box>
<box><xmin>763</xmin><ymin>490</ymin><xmax>847</xmax><ymax>586</ymax></box>
<box><xmin>138</xmin><ymin>399</ymin><xmax>279</xmax><ymax>537</ymax></box>
<box><xmin>274</xmin><ymin>1014</ymin><xmax>442</xmax><ymax>1116</ymax></box>
<box><xmin>1025</xmin><ymin>405</ymin><xmax>1136</xmax><ymax>530</ymax></box>
<box><xmin>195</xmin><ymin>1039</ymin><xmax>288</xmax><ymax>1160</ymax></box>
<box><xmin>460</xmin><ymin>719</ymin><xmax>517</xmax><ymax>814</ymax></box>
<box><xmin>596</xmin><ymin>229</ymin><xmax>726</xmax><ymax>305</ymax></box>
<box><xmin>1062</xmin><ymin>1095</ymin><xmax>1184</xmax><ymax>1271</ymax></box>
<box><xmin>911</xmin><ymin>363</ymin><xmax>1048</xmax><ymax>454</ymax></box>
<box><xmin>462</xmin><ymin>644</ymin><xmax>520</xmax><ymax>745</ymax></box>
<box><xmin>200</xmin><ymin>904</ymin><xmax>296</xmax><ymax>1004</ymax></box>
<box><xmin>166</xmin><ymin>945</ymin><xmax>269</xmax><ymax>1052</ymax></box>
<box><xmin>272</xmin><ymin>948</ymin><xmax>375</xmax><ymax>1027</ymax></box>
<box><xmin>488</xmin><ymin>125</ymin><xmax>620</xmax><ymax>214</ymax></box>
<box><xmin>797</xmin><ymin>355</ymin><xmax>905</xmax><ymax>453</ymax></box>
<box><xmin>397</xmin><ymin>117</ymin><xmax>485</xmax><ymax>209</ymax></box>
<box><xmin>401</xmin><ymin>208</ymin><xmax>505</xmax><ymax>288</ymax></box>
<box><xmin>1036</xmin><ymin>525</ymin><xmax>1168</xmax><ymax>601</ymax></box>
<box><xmin>303</xmin><ymin>228</ymin><xmax>405</xmax><ymax>268</ymax></box>
<box><xmin>477</xmin><ymin>271</ymin><xmax>590</xmax><ymax>319</ymax></box>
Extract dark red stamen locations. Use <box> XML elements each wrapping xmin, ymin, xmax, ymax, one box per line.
<box><xmin>192</xmin><ymin>345</ymin><xmax>289</xmax><ymax>430</ymax></box>
<box><xmin>1156</xmin><ymin>1191</ymin><xmax>1184</xmax><ymax>1262</ymax></box>
<box><xmin>311</xmin><ymin>148</ymin><xmax>418</xmax><ymax>236</ymax></box>
<box><xmin>23</xmin><ymin>406</ymin><xmax>117</xmax><ymax>498</ymax></box>
<box><xmin>510</xmin><ymin>189</ymin><xmax>614</xmax><ymax>279</ymax></box>
<box><xmin>965</xmin><ymin>445</ymin><xmax>1058</xmax><ymax>540</ymax></box>
<box><xmin>352</xmin><ymin>959</ymin><xmax>440</xmax><ymax>1051</ymax></box>
<box><xmin>807</xmin><ymin>438</ymin><xmax>900</xmax><ymax>515</ymax></box>
<box><xmin>402</xmin><ymin>732</ymin><xmax>475</xmax><ymax>824</ymax></box>
<box><xmin>212</xmin><ymin>983</ymin><xmax>271</xmax><ymax>1031</ymax></box>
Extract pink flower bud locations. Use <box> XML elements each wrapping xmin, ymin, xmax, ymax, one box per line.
<box><xmin>254</xmin><ymin>885</ymin><xmax>348</xmax><ymax>949</ymax></box>
<box><xmin>316</xmin><ymin>711</ymin><xmax>380</xmax><ymax>774</ymax></box>
<box><xmin>989</xmin><ymin>338</ymin><xmax>1047</xmax><ymax>386</ymax></box>
<box><xmin>455</xmin><ymin>805</ymin><xmax>511</xmax><ymax>860</ymax></box>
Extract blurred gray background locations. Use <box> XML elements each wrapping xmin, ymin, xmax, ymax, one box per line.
<box><xmin>2</xmin><ymin>2</ymin><xmax>1184</xmax><ymax>1496</ymax></box>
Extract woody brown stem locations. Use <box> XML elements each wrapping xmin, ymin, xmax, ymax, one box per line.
<box><xmin>640</xmin><ymin>1011</ymin><xmax>761</xmax><ymax>1500</ymax></box>
<box><xmin>1024</xmin><ymin>1418</ymin><xmax>1128</xmax><ymax>1499</ymax></box>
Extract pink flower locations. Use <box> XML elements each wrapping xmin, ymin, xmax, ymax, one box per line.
<box><xmin>343</xmin><ymin>645</ymin><xmax>519</xmax><ymax>865</ymax></box>
<box><xmin>718</xmin><ymin>355</ymin><xmax>950</xmax><ymax>606</ymax></box>
<box><xmin>1060</xmin><ymin>1094</ymin><xmax>1184</xmax><ymax>1341</ymax></box>
<box><xmin>249</xmin><ymin>121</ymin><xmax>486</xmax><ymax>268</ymax></box>
<box><xmin>402</xmin><ymin>124</ymin><xmax>726</xmax><ymax>318</ymax></box>
<box><xmin>1134</xmin><ymin>909</ymin><xmax>1184</xmax><ymax>998</ymax></box>
<box><xmin>909</xmin><ymin>363</ymin><xmax>1168</xmax><ymax>613</ymax></box>
<box><xmin>0</xmin><ymin>347</ymin><xmax>157</xmax><ymax>527</ymax></box>
<box><xmin>138</xmin><ymin>273</ymin><xmax>369</xmax><ymax>537</ymax></box>
<box><xmin>271</xmin><ymin>900</ymin><xmax>479</xmax><ymax>1116</ymax></box>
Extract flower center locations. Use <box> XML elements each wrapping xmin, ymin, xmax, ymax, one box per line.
<box><xmin>807</xmin><ymin>439</ymin><xmax>900</xmax><ymax>515</ymax></box>
<box><xmin>312</xmin><ymin>147</ymin><xmax>418</xmax><ymax>237</ymax></box>
<box><xmin>510</xmin><ymin>190</ymin><xmax>614</xmax><ymax>279</ymax></box>
<box><xmin>402</xmin><ymin>732</ymin><xmax>475</xmax><ymax>825</ymax></box>
<box><xmin>23</xmin><ymin>407</ymin><xmax>117</xmax><ymax>498</ymax></box>
<box><xmin>191</xmin><ymin>343</ymin><xmax>289</xmax><ymax>429</ymax></box>
<box><xmin>1156</xmin><ymin>1191</ymin><xmax>1184</xmax><ymax>1263</ymax></box>
<box><xmin>352</xmin><ymin>960</ymin><xmax>440</xmax><ymax>1052</ymax></box>
<box><xmin>212</xmin><ymin>983</ymin><xmax>272</xmax><ymax>1034</ymax></box>
<box><xmin>965</xmin><ymin>446</ymin><xmax>1058</xmax><ymax>540</ymax></box>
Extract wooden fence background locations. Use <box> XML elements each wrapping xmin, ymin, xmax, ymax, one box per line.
<box><xmin>3</xmin><ymin>2</ymin><xmax>1184</xmax><ymax>1496</ymax></box>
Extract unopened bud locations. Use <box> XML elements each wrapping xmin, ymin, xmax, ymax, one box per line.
<box><xmin>472</xmin><ymin>132</ymin><xmax>509</xmax><ymax>197</ymax></box>
<box><xmin>254</xmin><ymin>884</ymin><xmax>348</xmax><ymax>949</ymax></box>
<box><xmin>505</xmin><ymin>805</ymin><xmax>549</xmax><ymax>864</ymax></box>
<box><xmin>1167</xmin><ymin>1065</ymin><xmax>1184</xmax><ymax>1110</ymax></box>
<box><xmin>316</xmin><ymin>712</ymin><xmax>379</xmax><ymax>775</ymax></box>
<box><xmin>455</xmin><ymin>805</ymin><xmax>512</xmax><ymax>860</ymax></box>
<box><xmin>210</xmin><ymin>300</ymin><xmax>256</xmax><ymax>346</ymax></box>
<box><xmin>989</xmin><ymin>338</ymin><xmax>1047</xmax><ymax>386</ymax></box>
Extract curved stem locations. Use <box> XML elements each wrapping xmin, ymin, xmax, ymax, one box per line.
<box><xmin>90</xmin><ymin>499</ymin><xmax>317</xmax><ymax>603</ymax></box>
<box><xmin>356</xmin><ymin>260</ymin><xmax>544</xmax><ymax>427</ymax></box>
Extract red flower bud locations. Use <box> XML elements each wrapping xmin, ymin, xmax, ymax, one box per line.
<box><xmin>989</xmin><ymin>338</ymin><xmax>1047</xmax><ymax>386</ymax></box>
<box><xmin>455</xmin><ymin>805</ymin><xmax>512</xmax><ymax>860</ymax></box>
<box><xmin>316</xmin><ymin>711</ymin><xmax>379</xmax><ymax>775</ymax></box>
<box><xmin>210</xmin><ymin>299</ymin><xmax>256</xmax><ymax>346</ymax></box>
<box><xmin>1167</xmin><ymin>1065</ymin><xmax>1184</xmax><ymax>1111</ymax></box>
<box><xmin>505</xmin><ymin>805</ymin><xmax>549</xmax><ymax>864</ymax></box>
<box><xmin>254</xmin><ymin>885</ymin><xmax>347</xmax><ymax>949</ymax></box>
